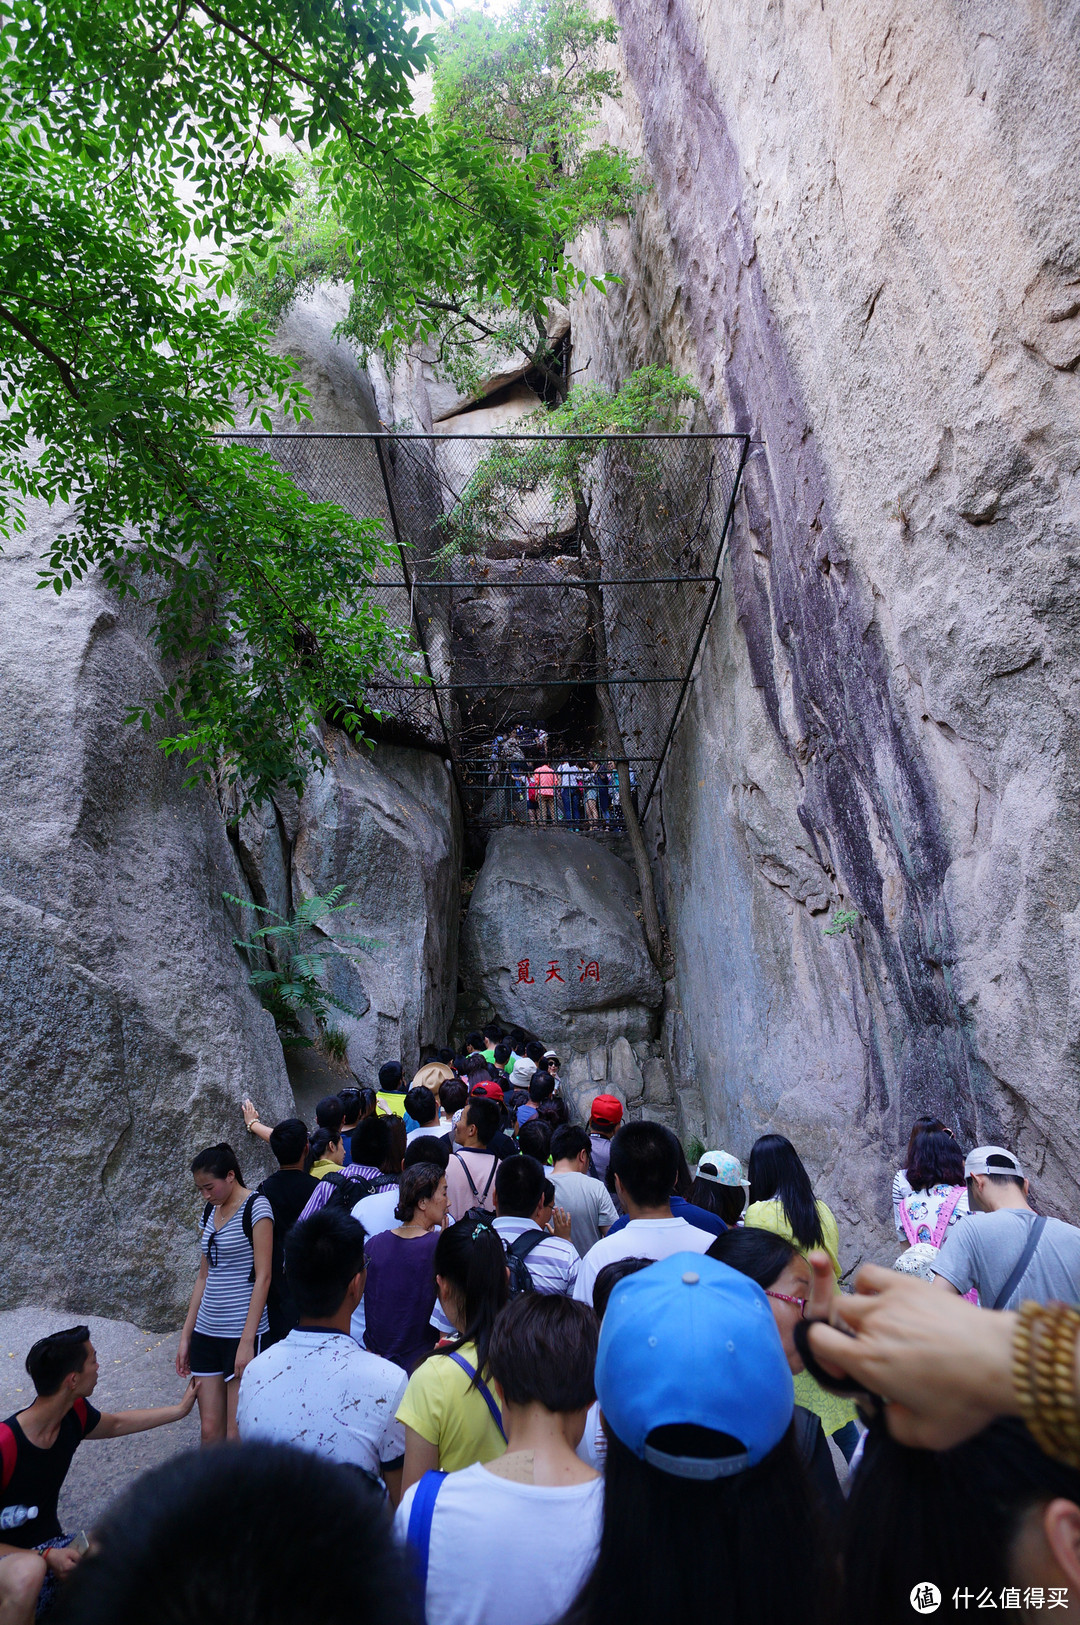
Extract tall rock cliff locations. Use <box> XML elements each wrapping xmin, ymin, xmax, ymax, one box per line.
<box><xmin>571</xmin><ymin>0</ymin><xmax>1080</xmax><ymax>1256</ymax></box>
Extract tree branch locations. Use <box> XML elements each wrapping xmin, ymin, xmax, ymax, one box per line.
<box><xmin>0</xmin><ymin>305</ymin><xmax>82</xmax><ymax>399</ymax></box>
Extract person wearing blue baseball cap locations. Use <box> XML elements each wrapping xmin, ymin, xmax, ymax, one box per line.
<box><xmin>560</xmin><ymin>1253</ymin><xmax>837</xmax><ymax>1625</ymax></box>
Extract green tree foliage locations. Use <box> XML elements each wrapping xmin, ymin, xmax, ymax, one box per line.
<box><xmin>0</xmin><ymin>0</ymin><xmax>586</xmax><ymax>802</ymax></box>
<box><xmin>226</xmin><ymin>886</ymin><xmax>378</xmax><ymax>1042</ymax></box>
<box><xmin>241</xmin><ymin>0</ymin><xmax>639</xmax><ymax>401</ymax></box>
<box><xmin>438</xmin><ymin>364</ymin><xmax>699</xmax><ymax>556</ymax></box>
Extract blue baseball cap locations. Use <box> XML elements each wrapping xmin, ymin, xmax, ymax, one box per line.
<box><xmin>595</xmin><ymin>1252</ymin><xmax>794</xmax><ymax>1478</ymax></box>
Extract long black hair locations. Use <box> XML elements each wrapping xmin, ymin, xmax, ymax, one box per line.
<box><xmin>688</xmin><ymin>1176</ymin><xmax>745</xmax><ymax>1225</ymax></box>
<box><xmin>843</xmin><ymin>1418</ymin><xmax>1080</xmax><ymax>1625</ymax></box>
<box><xmin>431</xmin><ymin>1222</ymin><xmax>508</xmax><ymax>1384</ymax></box>
<box><xmin>560</xmin><ymin>1424</ymin><xmax>835</xmax><ymax>1625</ymax></box>
<box><xmin>748</xmin><ymin>1134</ymin><xmax>825</xmax><ymax>1251</ymax></box>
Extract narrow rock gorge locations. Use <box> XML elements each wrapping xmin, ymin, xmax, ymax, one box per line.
<box><xmin>3</xmin><ymin>2</ymin><xmax>1077</xmax><ymax>1322</ymax></box>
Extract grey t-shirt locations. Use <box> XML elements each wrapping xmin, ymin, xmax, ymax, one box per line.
<box><xmin>551</xmin><ymin>1169</ymin><xmax>619</xmax><ymax>1258</ymax></box>
<box><xmin>934</xmin><ymin>1209</ymin><xmax>1080</xmax><ymax>1309</ymax></box>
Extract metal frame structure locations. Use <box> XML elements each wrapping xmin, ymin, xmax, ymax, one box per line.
<box><xmin>217</xmin><ymin>430</ymin><xmax>751</xmax><ymax>830</ymax></box>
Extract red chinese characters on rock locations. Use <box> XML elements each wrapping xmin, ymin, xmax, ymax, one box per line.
<box><xmin>513</xmin><ymin>957</ymin><xmax>601</xmax><ymax>986</ymax></box>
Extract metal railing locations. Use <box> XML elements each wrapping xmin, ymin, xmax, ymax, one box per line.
<box><xmin>217</xmin><ymin>430</ymin><xmax>750</xmax><ymax>824</ymax></box>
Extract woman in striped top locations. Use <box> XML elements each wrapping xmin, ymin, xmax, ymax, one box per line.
<box><xmin>177</xmin><ymin>1143</ymin><xmax>273</xmax><ymax>1445</ymax></box>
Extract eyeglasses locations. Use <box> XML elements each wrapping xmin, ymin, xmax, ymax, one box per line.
<box><xmin>765</xmin><ymin>1290</ymin><xmax>807</xmax><ymax>1316</ymax></box>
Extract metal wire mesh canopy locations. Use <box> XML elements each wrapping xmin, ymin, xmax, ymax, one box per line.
<box><xmin>218</xmin><ymin>430</ymin><xmax>750</xmax><ymax>828</ymax></box>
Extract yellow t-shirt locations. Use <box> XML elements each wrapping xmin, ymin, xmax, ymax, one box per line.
<box><xmin>742</xmin><ymin>1196</ymin><xmax>842</xmax><ymax>1277</ymax></box>
<box><xmin>743</xmin><ymin>1195</ymin><xmax>857</xmax><ymax>1435</ymax></box>
<box><xmin>396</xmin><ymin>1341</ymin><xmax>506</xmax><ymax>1473</ymax></box>
<box><xmin>310</xmin><ymin>1158</ymin><xmax>341</xmax><ymax>1180</ymax></box>
<box><xmin>377</xmin><ymin>1091</ymin><xmax>408</xmax><ymax>1119</ymax></box>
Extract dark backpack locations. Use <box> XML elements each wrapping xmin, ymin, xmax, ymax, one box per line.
<box><xmin>201</xmin><ymin>1194</ymin><xmax>257</xmax><ymax>1282</ymax></box>
<box><xmin>454</xmin><ymin>1151</ymin><xmax>497</xmax><ymax>1228</ymax></box>
<box><xmin>503</xmin><ymin>1229</ymin><xmax>546</xmax><ymax>1297</ymax></box>
<box><xmin>320</xmin><ymin>1170</ymin><xmax>396</xmax><ymax>1215</ymax></box>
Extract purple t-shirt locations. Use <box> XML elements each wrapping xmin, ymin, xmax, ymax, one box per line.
<box><xmin>363</xmin><ymin>1228</ymin><xmax>440</xmax><ymax>1372</ymax></box>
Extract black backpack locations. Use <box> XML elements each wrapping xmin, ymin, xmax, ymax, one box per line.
<box><xmin>201</xmin><ymin>1194</ymin><xmax>257</xmax><ymax>1282</ymax></box>
<box><xmin>454</xmin><ymin>1151</ymin><xmax>498</xmax><ymax>1227</ymax></box>
<box><xmin>504</xmin><ymin>1229</ymin><xmax>545</xmax><ymax>1297</ymax></box>
<box><xmin>321</xmin><ymin>1170</ymin><xmax>397</xmax><ymax>1214</ymax></box>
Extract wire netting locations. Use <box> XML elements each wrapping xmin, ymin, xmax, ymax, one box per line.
<box><xmin>216</xmin><ymin>431</ymin><xmax>749</xmax><ymax>828</ymax></box>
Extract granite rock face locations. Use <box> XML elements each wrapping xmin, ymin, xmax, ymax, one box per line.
<box><xmin>460</xmin><ymin>828</ymin><xmax>662</xmax><ymax>1051</ymax></box>
<box><xmin>0</xmin><ymin>503</ymin><xmax>292</xmax><ymax>1331</ymax></box>
<box><xmin>288</xmin><ymin>732</ymin><xmax>462</xmax><ymax>1080</ymax></box>
<box><xmin>570</xmin><ymin>0</ymin><xmax>1080</xmax><ymax>1260</ymax></box>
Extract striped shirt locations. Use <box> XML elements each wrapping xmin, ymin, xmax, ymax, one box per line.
<box><xmin>194</xmin><ymin>1194</ymin><xmax>273</xmax><ymax>1338</ymax></box>
<box><xmin>492</xmin><ymin>1217</ymin><xmax>580</xmax><ymax>1295</ymax></box>
<box><xmin>297</xmin><ymin>1164</ymin><xmax>390</xmax><ymax>1224</ymax></box>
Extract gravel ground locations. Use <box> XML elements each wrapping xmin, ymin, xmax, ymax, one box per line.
<box><xmin>0</xmin><ymin>1307</ymin><xmax>199</xmax><ymax>1534</ymax></box>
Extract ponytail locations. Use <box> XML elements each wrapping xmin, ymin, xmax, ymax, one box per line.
<box><xmin>433</xmin><ymin>1222</ymin><xmax>508</xmax><ymax>1383</ymax></box>
<box><xmin>306</xmin><ymin>1127</ymin><xmax>338</xmax><ymax>1173</ymax></box>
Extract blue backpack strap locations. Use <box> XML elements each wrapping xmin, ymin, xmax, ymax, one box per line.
<box><xmin>406</xmin><ymin>1469</ymin><xmax>448</xmax><ymax>1602</ymax></box>
<box><xmin>447</xmin><ymin>1352</ymin><xmax>507</xmax><ymax>1443</ymax></box>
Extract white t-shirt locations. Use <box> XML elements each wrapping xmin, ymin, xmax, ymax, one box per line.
<box><xmin>492</xmin><ymin>1217</ymin><xmax>580</xmax><ymax>1295</ymax></box>
<box><xmin>575</xmin><ymin>1401</ymin><xmax>606</xmax><ymax>1471</ymax></box>
<box><xmin>394</xmin><ymin>1462</ymin><xmax>603</xmax><ymax>1625</ymax></box>
<box><xmin>349</xmin><ymin>1190</ymin><xmax>401</xmax><ymax>1343</ymax></box>
<box><xmin>551</xmin><ymin>1170</ymin><xmax>619</xmax><ymax>1258</ymax></box>
<box><xmin>407</xmin><ymin>1124</ymin><xmax>452</xmax><ymax>1145</ymax></box>
<box><xmin>573</xmin><ymin>1217</ymin><xmax>713</xmax><ymax>1306</ymax></box>
<box><xmin>237</xmin><ymin>1327</ymin><xmax>407</xmax><ymax>1480</ymax></box>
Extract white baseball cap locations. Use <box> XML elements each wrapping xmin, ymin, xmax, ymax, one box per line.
<box><xmin>964</xmin><ymin>1145</ymin><xmax>1025</xmax><ymax>1179</ymax></box>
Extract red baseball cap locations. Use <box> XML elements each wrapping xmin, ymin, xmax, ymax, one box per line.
<box><xmin>470</xmin><ymin>1080</ymin><xmax>506</xmax><ymax>1102</ymax></box>
<box><xmin>590</xmin><ymin>1093</ymin><xmax>623</xmax><ymax>1126</ymax></box>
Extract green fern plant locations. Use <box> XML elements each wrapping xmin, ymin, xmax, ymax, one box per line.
<box><xmin>225</xmin><ymin>887</ymin><xmax>380</xmax><ymax>1045</ymax></box>
<box><xmin>823</xmin><ymin>907</ymin><xmax>860</xmax><ymax>938</ymax></box>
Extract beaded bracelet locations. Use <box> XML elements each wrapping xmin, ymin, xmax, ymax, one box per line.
<box><xmin>1013</xmin><ymin>1300</ymin><xmax>1080</xmax><ymax>1468</ymax></box>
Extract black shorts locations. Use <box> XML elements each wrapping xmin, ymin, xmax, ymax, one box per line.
<box><xmin>189</xmin><ymin>1330</ymin><xmax>261</xmax><ymax>1381</ymax></box>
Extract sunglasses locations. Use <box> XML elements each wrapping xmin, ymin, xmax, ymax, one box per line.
<box><xmin>765</xmin><ymin>1289</ymin><xmax>807</xmax><ymax>1316</ymax></box>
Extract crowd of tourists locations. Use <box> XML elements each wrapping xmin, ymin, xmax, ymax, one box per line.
<box><xmin>483</xmin><ymin>729</ymin><xmax>638</xmax><ymax>830</ymax></box>
<box><xmin>4</xmin><ymin>1030</ymin><xmax>1080</xmax><ymax>1625</ymax></box>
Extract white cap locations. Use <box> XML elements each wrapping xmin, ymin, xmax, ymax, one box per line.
<box><xmin>964</xmin><ymin>1145</ymin><xmax>1025</xmax><ymax>1179</ymax></box>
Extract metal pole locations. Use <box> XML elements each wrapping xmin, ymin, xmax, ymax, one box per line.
<box><xmin>640</xmin><ymin>433</ymin><xmax>751</xmax><ymax>819</ymax></box>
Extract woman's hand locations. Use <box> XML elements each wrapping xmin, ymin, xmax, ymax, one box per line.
<box><xmin>176</xmin><ymin>1378</ymin><xmax>198</xmax><ymax>1418</ymax></box>
<box><xmin>807</xmin><ymin>1264</ymin><xmax>1019</xmax><ymax>1449</ymax></box>
<box><xmin>233</xmin><ymin>1337</ymin><xmax>256</xmax><ymax>1382</ymax></box>
<box><xmin>176</xmin><ymin>1337</ymin><xmax>191</xmax><ymax>1379</ymax></box>
<box><xmin>242</xmin><ymin>1098</ymin><xmax>260</xmax><ymax>1131</ymax></box>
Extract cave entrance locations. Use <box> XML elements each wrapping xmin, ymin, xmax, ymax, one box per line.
<box><xmin>217</xmin><ymin>430</ymin><xmax>750</xmax><ymax>838</ymax></box>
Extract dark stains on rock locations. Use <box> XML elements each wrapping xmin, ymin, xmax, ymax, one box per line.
<box><xmin>612</xmin><ymin>0</ymin><xmax>999</xmax><ymax>1143</ymax></box>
